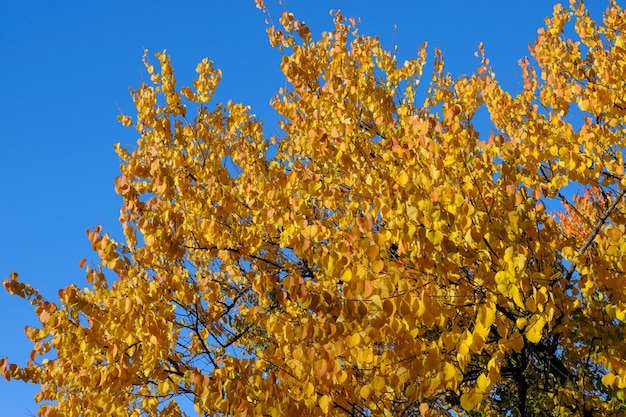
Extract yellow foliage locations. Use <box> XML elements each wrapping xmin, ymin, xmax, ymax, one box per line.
<box><xmin>5</xmin><ymin>1</ymin><xmax>626</xmax><ymax>416</ymax></box>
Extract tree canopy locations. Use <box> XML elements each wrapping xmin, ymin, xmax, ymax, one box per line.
<box><xmin>4</xmin><ymin>1</ymin><xmax>626</xmax><ymax>416</ymax></box>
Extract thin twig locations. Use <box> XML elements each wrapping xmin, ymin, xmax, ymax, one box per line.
<box><xmin>565</xmin><ymin>187</ymin><xmax>626</xmax><ymax>281</ymax></box>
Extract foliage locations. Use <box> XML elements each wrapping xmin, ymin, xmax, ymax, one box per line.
<box><xmin>4</xmin><ymin>1</ymin><xmax>626</xmax><ymax>415</ymax></box>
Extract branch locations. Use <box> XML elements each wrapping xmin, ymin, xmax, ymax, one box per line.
<box><xmin>565</xmin><ymin>187</ymin><xmax>626</xmax><ymax>281</ymax></box>
<box><xmin>557</xmin><ymin>192</ymin><xmax>594</xmax><ymax>229</ymax></box>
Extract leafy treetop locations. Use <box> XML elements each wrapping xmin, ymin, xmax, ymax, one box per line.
<box><xmin>4</xmin><ymin>1</ymin><xmax>626</xmax><ymax>416</ymax></box>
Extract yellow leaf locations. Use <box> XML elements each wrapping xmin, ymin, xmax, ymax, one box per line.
<box><xmin>367</xmin><ymin>245</ymin><xmax>379</xmax><ymax>261</ymax></box>
<box><xmin>359</xmin><ymin>385</ymin><xmax>371</xmax><ymax>399</ymax></box>
<box><xmin>443</xmin><ymin>362</ymin><xmax>461</xmax><ymax>386</ymax></box>
<box><xmin>602</xmin><ymin>372</ymin><xmax>616</xmax><ymax>387</ymax></box>
<box><xmin>319</xmin><ymin>395</ymin><xmax>331</xmax><ymax>414</ymax></box>
<box><xmin>371</xmin><ymin>294</ymin><xmax>383</xmax><ymax>309</ymax></box>
<box><xmin>304</xmin><ymin>381</ymin><xmax>315</xmax><ymax>397</ymax></box>
<box><xmin>525</xmin><ymin>316</ymin><xmax>546</xmax><ymax>344</ymax></box>
<box><xmin>159</xmin><ymin>379</ymin><xmax>170</xmax><ymax>396</ymax></box>
<box><xmin>334</xmin><ymin>369</ymin><xmax>348</xmax><ymax>384</ymax></box>
<box><xmin>476</xmin><ymin>373</ymin><xmax>490</xmax><ymax>392</ymax></box>
<box><xmin>397</xmin><ymin>171</ymin><xmax>410</xmax><ymax>187</ymax></box>
<box><xmin>406</xmin><ymin>205</ymin><xmax>418</xmax><ymax>222</ymax></box>
<box><xmin>478</xmin><ymin>304</ymin><xmax>496</xmax><ymax>328</ymax></box>
<box><xmin>460</xmin><ymin>390</ymin><xmax>481</xmax><ymax>411</ymax></box>
<box><xmin>371</xmin><ymin>259</ymin><xmax>385</xmax><ymax>273</ymax></box>
<box><xmin>302</xmin><ymin>224</ymin><xmax>319</xmax><ymax>239</ymax></box>
<box><xmin>315</xmin><ymin>359</ymin><xmax>328</xmax><ymax>379</ymax></box>
<box><xmin>510</xmin><ymin>286</ymin><xmax>525</xmax><ymax>310</ymax></box>
<box><xmin>509</xmin><ymin>332</ymin><xmax>525</xmax><ymax>352</ymax></box>
<box><xmin>341</xmin><ymin>268</ymin><xmax>353</xmax><ymax>282</ymax></box>
<box><xmin>382</xmin><ymin>299</ymin><xmax>396</xmax><ymax>316</ymax></box>
<box><xmin>347</xmin><ymin>333</ymin><xmax>361</xmax><ymax>348</ymax></box>
<box><xmin>372</xmin><ymin>375</ymin><xmax>386</xmax><ymax>393</ymax></box>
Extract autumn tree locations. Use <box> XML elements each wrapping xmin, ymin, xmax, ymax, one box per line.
<box><xmin>4</xmin><ymin>1</ymin><xmax>626</xmax><ymax>415</ymax></box>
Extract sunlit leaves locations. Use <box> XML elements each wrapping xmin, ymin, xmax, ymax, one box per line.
<box><xmin>5</xmin><ymin>1</ymin><xmax>626</xmax><ymax>416</ymax></box>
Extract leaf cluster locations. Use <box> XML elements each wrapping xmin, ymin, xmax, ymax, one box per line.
<box><xmin>4</xmin><ymin>1</ymin><xmax>626</xmax><ymax>416</ymax></box>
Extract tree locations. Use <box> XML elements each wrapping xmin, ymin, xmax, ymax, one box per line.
<box><xmin>3</xmin><ymin>1</ymin><xmax>626</xmax><ymax>415</ymax></box>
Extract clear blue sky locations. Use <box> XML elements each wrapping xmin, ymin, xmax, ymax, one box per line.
<box><xmin>0</xmin><ymin>1</ymin><xmax>608</xmax><ymax>415</ymax></box>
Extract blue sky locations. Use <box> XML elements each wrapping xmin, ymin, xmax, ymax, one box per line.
<box><xmin>0</xmin><ymin>1</ymin><xmax>609</xmax><ymax>415</ymax></box>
